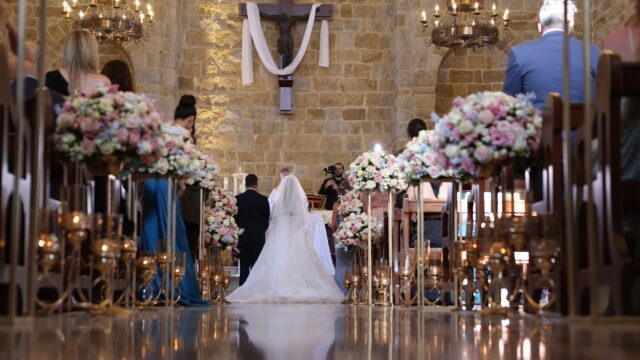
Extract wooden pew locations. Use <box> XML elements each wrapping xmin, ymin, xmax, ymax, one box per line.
<box><xmin>590</xmin><ymin>52</ymin><xmax>640</xmax><ymax>315</ymax></box>
<box><xmin>531</xmin><ymin>93</ymin><xmax>585</xmax><ymax>214</ymax></box>
<box><xmin>528</xmin><ymin>94</ymin><xmax>584</xmax><ymax>314</ymax></box>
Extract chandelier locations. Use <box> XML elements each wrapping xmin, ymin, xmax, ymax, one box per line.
<box><xmin>420</xmin><ymin>0</ymin><xmax>510</xmax><ymax>49</ymax></box>
<box><xmin>61</xmin><ymin>0</ymin><xmax>155</xmax><ymax>42</ymax></box>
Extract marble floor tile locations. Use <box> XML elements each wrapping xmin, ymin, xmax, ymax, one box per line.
<box><xmin>1</xmin><ymin>304</ymin><xmax>640</xmax><ymax>359</ymax></box>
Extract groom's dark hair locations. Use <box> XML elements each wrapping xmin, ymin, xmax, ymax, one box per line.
<box><xmin>245</xmin><ymin>174</ymin><xmax>258</xmax><ymax>188</ymax></box>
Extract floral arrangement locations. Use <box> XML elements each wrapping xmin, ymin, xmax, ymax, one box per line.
<box><xmin>55</xmin><ymin>85</ymin><xmax>165</xmax><ymax>166</ymax></box>
<box><xmin>185</xmin><ymin>152</ymin><xmax>218</xmax><ymax>190</ymax></box>
<box><xmin>430</xmin><ymin>91</ymin><xmax>542</xmax><ymax>178</ymax></box>
<box><xmin>397</xmin><ymin>130</ymin><xmax>448</xmax><ymax>185</ymax></box>
<box><xmin>348</xmin><ymin>151</ymin><xmax>406</xmax><ymax>193</ymax></box>
<box><xmin>334</xmin><ymin>212</ymin><xmax>384</xmax><ymax>250</ymax></box>
<box><xmin>203</xmin><ymin>184</ymin><xmax>242</xmax><ymax>250</ymax></box>
<box><xmin>129</xmin><ymin>124</ymin><xmax>203</xmax><ymax>178</ymax></box>
<box><xmin>338</xmin><ymin>189</ymin><xmax>363</xmax><ymax>216</ymax></box>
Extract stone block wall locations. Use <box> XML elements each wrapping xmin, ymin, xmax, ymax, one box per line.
<box><xmin>4</xmin><ymin>0</ymin><xmax>635</xmax><ymax>194</ymax></box>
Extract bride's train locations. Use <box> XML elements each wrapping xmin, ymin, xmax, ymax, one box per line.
<box><xmin>227</xmin><ymin>176</ymin><xmax>343</xmax><ymax>303</ymax></box>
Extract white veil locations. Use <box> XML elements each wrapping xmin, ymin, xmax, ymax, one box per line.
<box><xmin>270</xmin><ymin>175</ymin><xmax>309</xmax><ymax>231</ymax></box>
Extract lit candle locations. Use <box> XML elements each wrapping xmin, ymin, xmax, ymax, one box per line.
<box><xmin>99</xmin><ymin>13</ymin><xmax>103</xmax><ymax>18</ymax></box>
<box><xmin>492</xmin><ymin>3</ymin><xmax>497</xmax><ymax>15</ymax></box>
<box><xmin>62</xmin><ymin>1</ymin><xmax>68</xmax><ymax>12</ymax></box>
<box><xmin>474</xmin><ymin>1</ymin><xmax>479</xmax><ymax>12</ymax></box>
<box><xmin>139</xmin><ymin>12</ymin><xmax>145</xmax><ymax>23</ymax></box>
<box><xmin>135</xmin><ymin>0</ymin><xmax>141</xmax><ymax>11</ymax></box>
<box><xmin>435</xmin><ymin>4</ymin><xmax>440</xmax><ymax>16</ymax></box>
<box><xmin>461</xmin><ymin>251</ymin><xmax>467</xmax><ymax>261</ymax></box>
<box><xmin>503</xmin><ymin>8</ymin><xmax>509</xmax><ymax>21</ymax></box>
<box><xmin>115</xmin><ymin>0</ymin><xmax>120</xmax><ymax>8</ymax></box>
<box><xmin>452</xmin><ymin>1</ymin><xmax>457</xmax><ymax>14</ymax></box>
<box><xmin>79</xmin><ymin>10</ymin><xmax>85</xmax><ymax>19</ymax></box>
<box><xmin>72</xmin><ymin>0</ymin><xmax>77</xmax><ymax>8</ymax></box>
<box><xmin>122</xmin><ymin>14</ymin><xmax>127</xmax><ymax>20</ymax></box>
<box><xmin>434</xmin><ymin>19</ymin><xmax>440</xmax><ymax>27</ymax></box>
<box><xmin>421</xmin><ymin>10</ymin><xmax>427</xmax><ymax>22</ymax></box>
<box><xmin>147</xmin><ymin>3</ymin><xmax>152</xmax><ymax>12</ymax></box>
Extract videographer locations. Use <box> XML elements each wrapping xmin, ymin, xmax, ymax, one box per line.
<box><xmin>318</xmin><ymin>162</ymin><xmax>345</xmax><ymax>210</ymax></box>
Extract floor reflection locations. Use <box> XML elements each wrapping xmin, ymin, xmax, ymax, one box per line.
<box><xmin>1</xmin><ymin>305</ymin><xmax>640</xmax><ymax>359</ymax></box>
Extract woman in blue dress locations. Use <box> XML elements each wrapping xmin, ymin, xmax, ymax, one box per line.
<box><xmin>141</xmin><ymin>95</ymin><xmax>208</xmax><ymax>306</ymax></box>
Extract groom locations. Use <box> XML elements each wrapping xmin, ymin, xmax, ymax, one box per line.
<box><xmin>235</xmin><ymin>174</ymin><xmax>270</xmax><ymax>286</ymax></box>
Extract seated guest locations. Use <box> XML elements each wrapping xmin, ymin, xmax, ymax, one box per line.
<box><xmin>101</xmin><ymin>59</ymin><xmax>135</xmax><ymax>92</ymax></box>
<box><xmin>319</xmin><ymin>162</ymin><xmax>346</xmax><ymax>210</ymax></box>
<box><xmin>503</xmin><ymin>0</ymin><xmax>600</xmax><ymax>111</ymax></box>
<box><xmin>45</xmin><ymin>29</ymin><xmax>111</xmax><ymax>96</ymax></box>
<box><xmin>403</xmin><ymin>118</ymin><xmax>450</xmax><ymax>248</ymax></box>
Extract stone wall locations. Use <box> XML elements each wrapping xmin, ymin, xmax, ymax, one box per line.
<box><xmin>4</xmin><ymin>0</ymin><xmax>635</xmax><ymax>194</ymax></box>
<box><xmin>179</xmin><ymin>0</ymin><xmax>397</xmax><ymax>193</ymax></box>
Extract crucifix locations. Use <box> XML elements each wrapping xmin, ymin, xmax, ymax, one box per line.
<box><xmin>239</xmin><ymin>0</ymin><xmax>333</xmax><ymax>112</ymax></box>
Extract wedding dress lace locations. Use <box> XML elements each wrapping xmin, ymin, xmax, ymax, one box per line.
<box><xmin>227</xmin><ymin>175</ymin><xmax>343</xmax><ymax>303</ymax></box>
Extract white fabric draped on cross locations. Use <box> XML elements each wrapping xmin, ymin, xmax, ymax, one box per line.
<box><xmin>242</xmin><ymin>2</ymin><xmax>330</xmax><ymax>86</ymax></box>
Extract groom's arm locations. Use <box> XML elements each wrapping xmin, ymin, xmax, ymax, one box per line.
<box><xmin>263</xmin><ymin>198</ymin><xmax>270</xmax><ymax>231</ymax></box>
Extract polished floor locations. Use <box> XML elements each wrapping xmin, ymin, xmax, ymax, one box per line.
<box><xmin>1</xmin><ymin>304</ymin><xmax>640</xmax><ymax>359</ymax></box>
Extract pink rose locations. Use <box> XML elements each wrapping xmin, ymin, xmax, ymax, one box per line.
<box><xmin>473</xmin><ymin>146</ymin><xmax>493</xmax><ymax>163</ymax></box>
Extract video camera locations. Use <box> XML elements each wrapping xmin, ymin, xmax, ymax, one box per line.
<box><xmin>323</xmin><ymin>165</ymin><xmax>337</xmax><ymax>175</ymax></box>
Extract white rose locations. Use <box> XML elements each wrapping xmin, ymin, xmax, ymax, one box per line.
<box><xmin>459</xmin><ymin>120</ymin><xmax>474</xmax><ymax>135</ymax></box>
<box><xmin>444</xmin><ymin>144</ymin><xmax>460</xmax><ymax>158</ymax></box>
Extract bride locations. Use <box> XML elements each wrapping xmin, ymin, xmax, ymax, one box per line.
<box><xmin>227</xmin><ymin>175</ymin><xmax>344</xmax><ymax>303</ymax></box>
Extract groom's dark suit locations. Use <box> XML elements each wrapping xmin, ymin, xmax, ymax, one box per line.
<box><xmin>235</xmin><ymin>188</ymin><xmax>270</xmax><ymax>285</ymax></box>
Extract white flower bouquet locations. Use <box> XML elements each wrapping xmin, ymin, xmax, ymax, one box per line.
<box><xmin>55</xmin><ymin>85</ymin><xmax>165</xmax><ymax>166</ymax></box>
<box><xmin>334</xmin><ymin>212</ymin><xmax>384</xmax><ymax>250</ymax></box>
<box><xmin>397</xmin><ymin>130</ymin><xmax>449</xmax><ymax>185</ymax></box>
<box><xmin>348</xmin><ymin>151</ymin><xmax>407</xmax><ymax>193</ymax></box>
<box><xmin>430</xmin><ymin>91</ymin><xmax>542</xmax><ymax>178</ymax></box>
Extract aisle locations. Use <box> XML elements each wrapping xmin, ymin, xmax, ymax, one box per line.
<box><xmin>1</xmin><ymin>304</ymin><xmax>640</xmax><ymax>359</ymax></box>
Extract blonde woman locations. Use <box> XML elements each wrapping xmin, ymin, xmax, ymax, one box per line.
<box><xmin>45</xmin><ymin>30</ymin><xmax>110</xmax><ymax>95</ymax></box>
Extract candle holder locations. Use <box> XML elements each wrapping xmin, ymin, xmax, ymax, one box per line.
<box><xmin>343</xmin><ymin>249</ymin><xmax>363</xmax><ymax>305</ymax></box>
<box><xmin>373</xmin><ymin>260</ymin><xmax>392</xmax><ymax>306</ymax></box>
<box><xmin>397</xmin><ymin>251</ymin><xmax>415</xmax><ymax>306</ymax></box>
<box><xmin>115</xmin><ymin>237</ymin><xmax>138</xmax><ymax>307</ymax></box>
<box><xmin>425</xmin><ymin>250</ymin><xmax>443</xmax><ymax>306</ymax></box>
<box><xmin>208</xmin><ymin>246</ymin><xmax>229</xmax><ymax>304</ymax></box>
<box><xmin>36</xmin><ymin>186</ymin><xmax>93</xmax><ymax>311</ymax></box>
<box><xmin>135</xmin><ymin>252</ymin><xmax>158</xmax><ymax>306</ymax></box>
<box><xmin>196</xmin><ymin>259</ymin><xmax>212</xmax><ymax>301</ymax></box>
<box><xmin>91</xmin><ymin>213</ymin><xmax>122</xmax><ymax>311</ymax></box>
<box><xmin>172</xmin><ymin>252</ymin><xmax>187</xmax><ymax>304</ymax></box>
<box><xmin>155</xmin><ymin>238</ymin><xmax>176</xmax><ymax>305</ymax></box>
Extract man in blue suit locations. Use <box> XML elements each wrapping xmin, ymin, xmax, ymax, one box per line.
<box><xmin>503</xmin><ymin>0</ymin><xmax>600</xmax><ymax>111</ymax></box>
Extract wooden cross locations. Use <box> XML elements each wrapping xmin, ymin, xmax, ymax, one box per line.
<box><xmin>239</xmin><ymin>0</ymin><xmax>333</xmax><ymax>112</ymax></box>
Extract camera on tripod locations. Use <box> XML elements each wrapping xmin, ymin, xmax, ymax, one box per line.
<box><xmin>323</xmin><ymin>165</ymin><xmax>337</xmax><ymax>175</ymax></box>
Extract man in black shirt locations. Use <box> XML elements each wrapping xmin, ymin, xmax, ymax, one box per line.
<box><xmin>318</xmin><ymin>162</ymin><xmax>345</xmax><ymax>210</ymax></box>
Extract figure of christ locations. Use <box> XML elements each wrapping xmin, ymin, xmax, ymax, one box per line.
<box><xmin>259</xmin><ymin>11</ymin><xmax>307</xmax><ymax>68</ymax></box>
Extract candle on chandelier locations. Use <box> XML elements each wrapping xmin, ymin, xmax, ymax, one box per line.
<box><xmin>62</xmin><ymin>1</ymin><xmax>69</xmax><ymax>13</ymax></box>
<box><xmin>474</xmin><ymin>1</ymin><xmax>479</xmax><ymax>12</ymax></box>
<box><xmin>492</xmin><ymin>3</ymin><xmax>497</xmax><ymax>15</ymax></box>
<box><xmin>135</xmin><ymin>0</ymin><xmax>141</xmax><ymax>11</ymax></box>
<box><xmin>434</xmin><ymin>4</ymin><xmax>440</xmax><ymax>16</ymax></box>
<box><xmin>139</xmin><ymin>12</ymin><xmax>145</xmax><ymax>23</ymax></box>
<box><xmin>79</xmin><ymin>10</ymin><xmax>85</xmax><ymax>19</ymax></box>
<box><xmin>71</xmin><ymin>0</ymin><xmax>77</xmax><ymax>8</ymax></box>
<box><xmin>452</xmin><ymin>1</ymin><xmax>458</xmax><ymax>14</ymax></box>
<box><xmin>503</xmin><ymin>8</ymin><xmax>510</xmax><ymax>21</ymax></box>
<box><xmin>421</xmin><ymin>10</ymin><xmax>427</xmax><ymax>22</ymax></box>
<box><xmin>115</xmin><ymin>0</ymin><xmax>120</xmax><ymax>8</ymax></box>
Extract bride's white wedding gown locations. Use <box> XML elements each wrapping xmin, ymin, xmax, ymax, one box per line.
<box><xmin>227</xmin><ymin>175</ymin><xmax>344</xmax><ymax>303</ymax></box>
